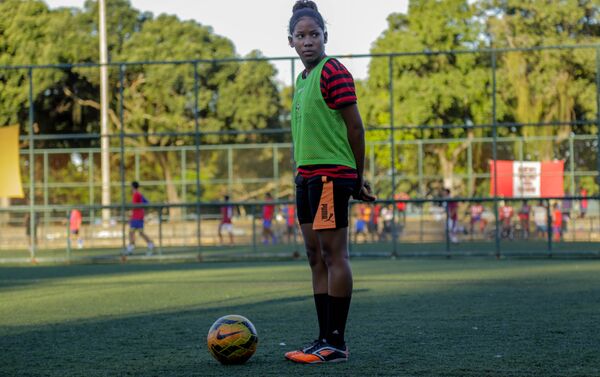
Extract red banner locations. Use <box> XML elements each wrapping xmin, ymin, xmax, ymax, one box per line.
<box><xmin>489</xmin><ymin>160</ymin><xmax>565</xmax><ymax>197</ymax></box>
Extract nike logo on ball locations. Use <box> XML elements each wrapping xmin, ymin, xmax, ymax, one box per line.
<box><xmin>216</xmin><ymin>330</ymin><xmax>244</xmax><ymax>340</ymax></box>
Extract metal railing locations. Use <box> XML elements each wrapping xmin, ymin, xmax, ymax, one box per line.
<box><xmin>0</xmin><ymin>196</ymin><xmax>598</xmax><ymax>263</ymax></box>
<box><xmin>1</xmin><ymin>44</ymin><xmax>600</xmax><ymax>261</ymax></box>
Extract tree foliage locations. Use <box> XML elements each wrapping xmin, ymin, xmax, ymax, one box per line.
<box><xmin>1</xmin><ymin>0</ymin><xmax>599</xmax><ymax>204</ymax></box>
<box><xmin>364</xmin><ymin>0</ymin><xmax>488</xmax><ymax>196</ymax></box>
<box><xmin>0</xmin><ymin>0</ymin><xmax>94</xmax><ymax>134</ymax></box>
<box><xmin>481</xmin><ymin>0</ymin><xmax>600</xmax><ymax>161</ymax></box>
<box><xmin>0</xmin><ymin>0</ymin><xmax>282</xmax><ymax>205</ymax></box>
<box><xmin>362</xmin><ymin>0</ymin><xmax>600</xmax><ymax>196</ymax></box>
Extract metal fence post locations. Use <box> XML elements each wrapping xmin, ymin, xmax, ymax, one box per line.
<box><xmin>569</xmin><ymin>135</ymin><xmax>575</xmax><ymax>197</ymax></box>
<box><xmin>369</xmin><ymin>144</ymin><xmax>375</xmax><ymax>185</ymax></box>
<box><xmin>546</xmin><ymin>199</ymin><xmax>553</xmax><ymax>257</ymax></box>
<box><xmin>88</xmin><ymin>151</ymin><xmax>94</xmax><ymax>223</ymax></box>
<box><xmin>596</xmin><ymin>48</ymin><xmax>600</xmax><ymax>188</ymax></box>
<box><xmin>27</xmin><ymin>67</ymin><xmax>36</xmax><ymax>261</ymax></box>
<box><xmin>252</xmin><ymin>204</ymin><xmax>257</xmax><ymax>253</ymax></box>
<box><xmin>445</xmin><ymin>200</ymin><xmax>450</xmax><ymax>257</ymax></box>
<box><xmin>43</xmin><ymin>152</ymin><xmax>48</xmax><ymax>231</ymax></box>
<box><xmin>119</xmin><ymin>64</ymin><xmax>126</xmax><ymax>252</ymax></box>
<box><xmin>158</xmin><ymin>206</ymin><xmax>163</xmax><ymax>256</ymax></box>
<box><xmin>389</xmin><ymin>56</ymin><xmax>398</xmax><ymax>257</ymax></box>
<box><xmin>181</xmin><ymin>149</ymin><xmax>187</xmax><ymax>221</ymax></box>
<box><xmin>273</xmin><ymin>145</ymin><xmax>279</xmax><ymax>200</ymax></box>
<box><xmin>227</xmin><ymin>148</ymin><xmax>233</xmax><ymax>195</ymax></box>
<box><xmin>66</xmin><ymin>210</ymin><xmax>72</xmax><ymax>260</ymax></box>
<box><xmin>194</xmin><ymin>62</ymin><xmax>202</xmax><ymax>248</ymax></box>
<box><xmin>491</xmin><ymin>50</ymin><xmax>501</xmax><ymax>259</ymax></box>
<box><xmin>468</xmin><ymin>140</ymin><xmax>473</xmax><ymax>196</ymax></box>
<box><xmin>419</xmin><ymin>202</ymin><xmax>424</xmax><ymax>243</ymax></box>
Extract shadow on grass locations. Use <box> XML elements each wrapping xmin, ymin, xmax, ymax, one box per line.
<box><xmin>0</xmin><ymin>260</ymin><xmax>306</xmax><ymax>290</ymax></box>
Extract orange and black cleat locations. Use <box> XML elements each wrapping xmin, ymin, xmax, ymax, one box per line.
<box><xmin>285</xmin><ymin>340</ymin><xmax>349</xmax><ymax>364</ymax></box>
<box><xmin>284</xmin><ymin>339</ymin><xmax>321</xmax><ymax>360</ymax></box>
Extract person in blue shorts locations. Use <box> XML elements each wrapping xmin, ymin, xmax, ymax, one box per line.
<box><xmin>126</xmin><ymin>181</ymin><xmax>154</xmax><ymax>255</ymax></box>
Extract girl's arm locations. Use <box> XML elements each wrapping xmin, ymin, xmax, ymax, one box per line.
<box><xmin>340</xmin><ymin>104</ymin><xmax>376</xmax><ymax>201</ymax></box>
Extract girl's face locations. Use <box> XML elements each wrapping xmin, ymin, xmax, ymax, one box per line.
<box><xmin>288</xmin><ymin>17</ymin><xmax>327</xmax><ymax>69</ymax></box>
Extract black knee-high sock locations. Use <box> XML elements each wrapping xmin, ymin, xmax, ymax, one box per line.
<box><xmin>327</xmin><ymin>295</ymin><xmax>351</xmax><ymax>348</ymax></box>
<box><xmin>314</xmin><ymin>293</ymin><xmax>329</xmax><ymax>341</ymax></box>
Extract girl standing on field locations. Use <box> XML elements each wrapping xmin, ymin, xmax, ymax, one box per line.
<box><xmin>284</xmin><ymin>0</ymin><xmax>375</xmax><ymax>364</ymax></box>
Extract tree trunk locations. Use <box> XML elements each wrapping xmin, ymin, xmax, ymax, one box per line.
<box><xmin>434</xmin><ymin>131</ymin><xmax>473</xmax><ymax>193</ymax></box>
<box><xmin>154</xmin><ymin>151</ymin><xmax>182</xmax><ymax>220</ymax></box>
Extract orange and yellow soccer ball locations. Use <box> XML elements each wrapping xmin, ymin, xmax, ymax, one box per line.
<box><xmin>207</xmin><ymin>314</ymin><xmax>258</xmax><ymax>365</ymax></box>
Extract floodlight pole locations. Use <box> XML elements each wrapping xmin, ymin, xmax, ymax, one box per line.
<box><xmin>99</xmin><ymin>0</ymin><xmax>111</xmax><ymax>224</ymax></box>
<box><xmin>596</xmin><ymin>48</ymin><xmax>600</xmax><ymax>188</ymax></box>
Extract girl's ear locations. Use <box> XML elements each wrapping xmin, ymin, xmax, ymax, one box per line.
<box><xmin>288</xmin><ymin>36</ymin><xmax>294</xmax><ymax>47</ymax></box>
<box><xmin>324</xmin><ymin>31</ymin><xmax>328</xmax><ymax>44</ymax></box>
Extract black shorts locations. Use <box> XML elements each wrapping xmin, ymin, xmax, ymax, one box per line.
<box><xmin>295</xmin><ymin>174</ymin><xmax>356</xmax><ymax>230</ymax></box>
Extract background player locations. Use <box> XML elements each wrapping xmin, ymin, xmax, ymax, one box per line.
<box><xmin>262</xmin><ymin>192</ymin><xmax>277</xmax><ymax>245</ymax></box>
<box><xmin>443</xmin><ymin>188</ymin><xmax>459</xmax><ymax>243</ymax></box>
<box><xmin>281</xmin><ymin>195</ymin><xmax>297</xmax><ymax>244</ymax></box>
<box><xmin>69</xmin><ymin>208</ymin><xmax>83</xmax><ymax>249</ymax></box>
<box><xmin>126</xmin><ymin>181</ymin><xmax>154</xmax><ymax>255</ymax></box>
<box><xmin>469</xmin><ymin>202</ymin><xmax>486</xmax><ymax>236</ymax></box>
<box><xmin>218</xmin><ymin>195</ymin><xmax>235</xmax><ymax>245</ymax></box>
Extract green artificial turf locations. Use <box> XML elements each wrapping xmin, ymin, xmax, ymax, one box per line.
<box><xmin>1</xmin><ymin>258</ymin><xmax>599</xmax><ymax>376</ymax></box>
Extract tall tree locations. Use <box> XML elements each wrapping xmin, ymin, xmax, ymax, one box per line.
<box><xmin>480</xmin><ymin>0</ymin><xmax>600</xmax><ymax>166</ymax></box>
<box><xmin>0</xmin><ymin>0</ymin><xmax>99</xmax><ymax>206</ymax></box>
<box><xmin>364</xmin><ymin>0</ymin><xmax>487</xmax><ymax>196</ymax></box>
<box><xmin>2</xmin><ymin>0</ymin><xmax>283</xmax><ymax>207</ymax></box>
<box><xmin>0</xmin><ymin>0</ymin><xmax>95</xmax><ymax>132</ymax></box>
<box><xmin>216</xmin><ymin>50</ymin><xmax>281</xmax><ymax>143</ymax></box>
<box><xmin>65</xmin><ymin>13</ymin><xmax>282</xmax><ymax>208</ymax></box>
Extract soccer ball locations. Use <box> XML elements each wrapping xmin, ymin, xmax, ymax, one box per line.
<box><xmin>207</xmin><ymin>314</ymin><xmax>258</xmax><ymax>364</ymax></box>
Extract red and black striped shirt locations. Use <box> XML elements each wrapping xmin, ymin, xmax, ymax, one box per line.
<box><xmin>320</xmin><ymin>58</ymin><xmax>357</xmax><ymax>110</ymax></box>
<box><xmin>298</xmin><ymin>58</ymin><xmax>359</xmax><ymax>179</ymax></box>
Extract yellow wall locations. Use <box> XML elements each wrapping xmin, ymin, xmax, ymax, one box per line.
<box><xmin>0</xmin><ymin>125</ymin><xmax>24</xmax><ymax>198</ymax></box>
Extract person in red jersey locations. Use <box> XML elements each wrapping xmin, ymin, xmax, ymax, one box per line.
<box><xmin>284</xmin><ymin>0</ymin><xmax>375</xmax><ymax>364</ymax></box>
<box><xmin>443</xmin><ymin>188</ymin><xmax>459</xmax><ymax>243</ymax></box>
<box><xmin>218</xmin><ymin>195</ymin><xmax>234</xmax><ymax>245</ymax></box>
<box><xmin>579</xmin><ymin>187</ymin><xmax>588</xmax><ymax>218</ymax></box>
<box><xmin>69</xmin><ymin>208</ymin><xmax>84</xmax><ymax>249</ymax></box>
<box><xmin>262</xmin><ymin>192</ymin><xmax>277</xmax><ymax>245</ymax></box>
<box><xmin>518</xmin><ymin>200</ymin><xmax>531</xmax><ymax>239</ymax></box>
<box><xmin>552</xmin><ymin>202</ymin><xmax>563</xmax><ymax>242</ymax></box>
<box><xmin>282</xmin><ymin>196</ymin><xmax>297</xmax><ymax>244</ymax></box>
<box><xmin>499</xmin><ymin>201</ymin><xmax>514</xmax><ymax>240</ymax></box>
<box><xmin>126</xmin><ymin>181</ymin><xmax>154</xmax><ymax>255</ymax></box>
<box><xmin>469</xmin><ymin>202</ymin><xmax>487</xmax><ymax>236</ymax></box>
<box><xmin>395</xmin><ymin>192</ymin><xmax>409</xmax><ymax>229</ymax></box>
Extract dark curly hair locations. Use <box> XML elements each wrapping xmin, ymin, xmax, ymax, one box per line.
<box><xmin>288</xmin><ymin>0</ymin><xmax>325</xmax><ymax>35</ymax></box>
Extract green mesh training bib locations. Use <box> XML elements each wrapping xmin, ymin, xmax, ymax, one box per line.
<box><xmin>291</xmin><ymin>57</ymin><xmax>356</xmax><ymax>168</ymax></box>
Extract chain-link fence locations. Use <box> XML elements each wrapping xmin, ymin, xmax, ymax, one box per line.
<box><xmin>1</xmin><ymin>45</ymin><xmax>599</xmax><ymax>261</ymax></box>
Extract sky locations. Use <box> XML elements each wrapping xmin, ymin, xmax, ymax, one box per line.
<box><xmin>44</xmin><ymin>0</ymin><xmax>408</xmax><ymax>84</ymax></box>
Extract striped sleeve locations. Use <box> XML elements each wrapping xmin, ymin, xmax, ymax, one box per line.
<box><xmin>320</xmin><ymin>58</ymin><xmax>357</xmax><ymax>110</ymax></box>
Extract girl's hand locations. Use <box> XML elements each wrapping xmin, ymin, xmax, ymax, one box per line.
<box><xmin>355</xmin><ymin>179</ymin><xmax>376</xmax><ymax>202</ymax></box>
